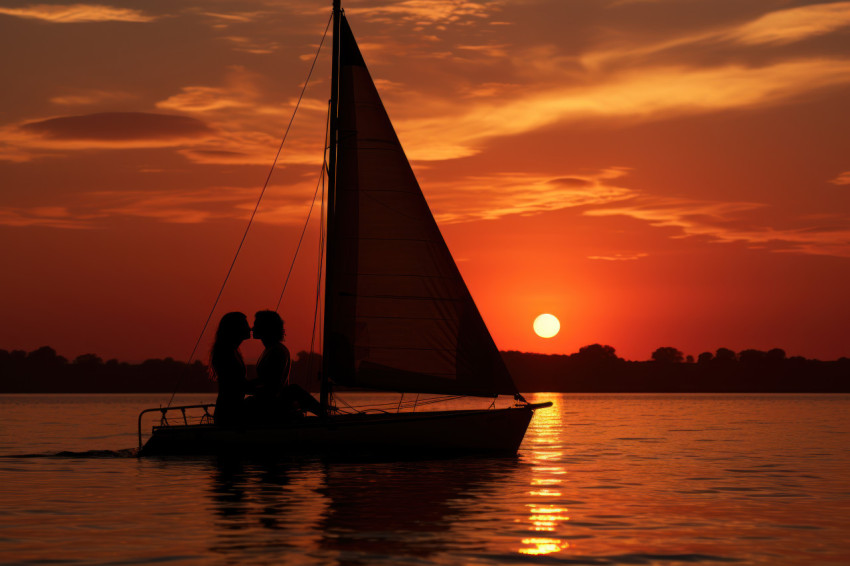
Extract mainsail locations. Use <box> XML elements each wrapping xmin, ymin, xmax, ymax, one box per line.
<box><xmin>323</xmin><ymin>15</ymin><xmax>517</xmax><ymax>397</ymax></box>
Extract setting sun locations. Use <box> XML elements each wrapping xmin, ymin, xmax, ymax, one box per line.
<box><xmin>533</xmin><ymin>314</ymin><xmax>560</xmax><ymax>338</ymax></box>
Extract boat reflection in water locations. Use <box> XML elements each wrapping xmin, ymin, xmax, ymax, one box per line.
<box><xmin>208</xmin><ymin>457</ymin><xmax>326</xmax><ymax>557</ymax></box>
<box><xmin>205</xmin><ymin>454</ymin><xmax>523</xmax><ymax>563</ymax></box>
<box><xmin>316</xmin><ymin>458</ymin><xmax>520</xmax><ymax>559</ymax></box>
<box><xmin>202</xmin><ymin>394</ymin><xmax>570</xmax><ymax>563</ymax></box>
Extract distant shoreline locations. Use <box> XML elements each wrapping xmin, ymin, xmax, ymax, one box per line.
<box><xmin>2</xmin><ymin>345</ymin><xmax>848</xmax><ymax>394</ymax></box>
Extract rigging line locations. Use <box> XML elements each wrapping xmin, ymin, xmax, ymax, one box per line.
<box><xmin>274</xmin><ymin>165</ymin><xmax>324</xmax><ymax>311</ymax></box>
<box><xmin>166</xmin><ymin>13</ymin><xmax>332</xmax><ymax>409</ymax></box>
<box><xmin>305</xmin><ymin>152</ymin><xmax>327</xmax><ymax>390</ymax></box>
<box><xmin>327</xmin><ymin>392</ymin><xmax>355</xmax><ymax>414</ymax></box>
<box><xmin>284</xmin><ymin>165</ymin><xmax>324</xmax><ymax>386</ymax></box>
<box><xmin>275</xmin><ymin>101</ymin><xmax>332</xmax><ymax>312</ymax></box>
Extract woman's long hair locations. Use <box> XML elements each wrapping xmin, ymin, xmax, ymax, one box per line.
<box><xmin>209</xmin><ymin>311</ymin><xmax>248</xmax><ymax>380</ymax></box>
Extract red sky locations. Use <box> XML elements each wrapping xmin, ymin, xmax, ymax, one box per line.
<box><xmin>1</xmin><ymin>0</ymin><xmax>849</xmax><ymax>363</ymax></box>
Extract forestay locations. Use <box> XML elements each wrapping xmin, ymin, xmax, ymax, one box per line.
<box><xmin>323</xmin><ymin>15</ymin><xmax>518</xmax><ymax>398</ymax></box>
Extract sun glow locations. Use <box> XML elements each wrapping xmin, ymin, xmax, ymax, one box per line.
<box><xmin>533</xmin><ymin>313</ymin><xmax>560</xmax><ymax>338</ymax></box>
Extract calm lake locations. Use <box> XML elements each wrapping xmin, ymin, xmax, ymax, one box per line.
<box><xmin>1</xmin><ymin>393</ymin><xmax>848</xmax><ymax>565</ymax></box>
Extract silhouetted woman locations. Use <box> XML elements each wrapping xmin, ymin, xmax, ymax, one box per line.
<box><xmin>250</xmin><ymin>309</ymin><xmax>323</xmax><ymax>419</ymax></box>
<box><xmin>211</xmin><ymin>311</ymin><xmax>251</xmax><ymax>426</ymax></box>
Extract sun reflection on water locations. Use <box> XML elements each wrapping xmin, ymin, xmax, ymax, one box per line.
<box><xmin>531</xmin><ymin>478</ymin><xmax>562</xmax><ymax>485</ymax></box>
<box><xmin>519</xmin><ymin>394</ymin><xmax>570</xmax><ymax>556</ymax></box>
<box><xmin>529</xmin><ymin>488</ymin><xmax>562</xmax><ymax>496</ymax></box>
<box><xmin>519</xmin><ymin>537</ymin><xmax>570</xmax><ymax>555</ymax></box>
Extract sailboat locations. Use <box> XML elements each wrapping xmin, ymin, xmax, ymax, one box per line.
<box><xmin>139</xmin><ymin>0</ymin><xmax>551</xmax><ymax>458</ymax></box>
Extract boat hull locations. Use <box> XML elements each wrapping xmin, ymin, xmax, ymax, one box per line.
<box><xmin>140</xmin><ymin>407</ymin><xmax>536</xmax><ymax>458</ymax></box>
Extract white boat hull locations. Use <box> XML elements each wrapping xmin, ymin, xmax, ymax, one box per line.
<box><xmin>140</xmin><ymin>406</ymin><xmax>539</xmax><ymax>458</ymax></box>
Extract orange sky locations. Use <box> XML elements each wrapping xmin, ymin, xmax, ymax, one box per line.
<box><xmin>1</xmin><ymin>0</ymin><xmax>849</xmax><ymax>363</ymax></box>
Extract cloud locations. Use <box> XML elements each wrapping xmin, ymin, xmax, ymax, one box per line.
<box><xmin>584</xmin><ymin>3</ymin><xmax>850</xmax><ymax>70</ymax></box>
<box><xmin>95</xmin><ymin>189</ymin><xmax>245</xmax><ymax>224</ymax></box>
<box><xmin>221</xmin><ymin>35</ymin><xmax>280</xmax><ymax>55</ymax></box>
<box><xmin>200</xmin><ymin>11</ymin><xmax>259</xmax><ymax>24</ymax></box>
<box><xmin>4</xmin><ymin>71</ymin><xmax>327</xmax><ymax>164</ymax></box>
<box><xmin>94</xmin><ymin>185</ymin><xmax>323</xmax><ymax>225</ymax></box>
<box><xmin>0</xmin><ymin>165</ymin><xmax>632</xmax><ymax>230</ymax></box>
<box><xmin>0</xmin><ymin>167</ymin><xmax>630</xmax><ymax>230</ymax></box>
<box><xmin>461</xmin><ymin>82</ymin><xmax>520</xmax><ymax>98</ymax></box>
<box><xmin>549</xmin><ymin>177</ymin><xmax>594</xmax><ymax>188</ymax></box>
<box><xmin>456</xmin><ymin>44</ymin><xmax>508</xmax><ymax>58</ymax></box>
<box><xmin>829</xmin><ymin>171</ymin><xmax>850</xmax><ymax>186</ymax></box>
<box><xmin>585</xmin><ymin>198</ymin><xmax>764</xmax><ymax>234</ymax></box>
<box><xmin>0</xmin><ymin>207</ymin><xmax>98</xmax><ymax>229</ymax></box>
<box><xmin>397</xmin><ymin>58</ymin><xmax>850</xmax><ymax>160</ymax></box>
<box><xmin>156</xmin><ymin>87</ymin><xmax>250</xmax><ymax>113</ymax></box>
<box><xmin>585</xmin><ymin>197</ymin><xmax>850</xmax><ymax>257</ymax></box>
<box><xmin>0</xmin><ymin>141</ymin><xmax>38</xmax><ymax>162</ymax></box>
<box><xmin>427</xmin><ymin>168</ymin><xmax>636</xmax><ymax>223</ymax></box>
<box><xmin>19</xmin><ymin>112</ymin><xmax>213</xmax><ymax>142</ymax></box>
<box><xmin>174</xmin><ymin>129</ymin><xmax>324</xmax><ymax>166</ymax></box>
<box><xmin>350</xmin><ymin>0</ymin><xmax>501</xmax><ymax>26</ymax></box>
<box><xmin>50</xmin><ymin>90</ymin><xmax>134</xmax><ymax>106</ymax></box>
<box><xmin>2</xmin><ymin>112</ymin><xmax>216</xmax><ymax>159</ymax></box>
<box><xmin>729</xmin><ymin>2</ymin><xmax>850</xmax><ymax>46</ymax></box>
<box><xmin>0</xmin><ymin>181</ymin><xmax>323</xmax><ymax>229</ymax></box>
<box><xmin>588</xmin><ymin>253</ymin><xmax>649</xmax><ymax>261</ymax></box>
<box><xmin>152</xmin><ymin>74</ymin><xmax>328</xmax><ymax>165</ymax></box>
<box><xmin>3</xmin><ymin>112</ymin><xmax>216</xmax><ymax>157</ymax></box>
<box><xmin>0</xmin><ymin>4</ymin><xmax>156</xmax><ymax>23</ymax></box>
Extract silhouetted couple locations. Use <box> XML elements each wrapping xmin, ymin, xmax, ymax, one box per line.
<box><xmin>211</xmin><ymin>310</ymin><xmax>323</xmax><ymax>426</ymax></box>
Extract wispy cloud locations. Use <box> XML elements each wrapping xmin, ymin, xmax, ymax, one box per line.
<box><xmin>3</xmin><ymin>76</ymin><xmax>327</xmax><ymax>164</ymax></box>
<box><xmin>157</xmin><ymin>87</ymin><xmax>250</xmax><ymax>113</ymax></box>
<box><xmin>153</xmin><ymin>75</ymin><xmax>328</xmax><ymax>165</ymax></box>
<box><xmin>427</xmin><ymin>168</ymin><xmax>635</xmax><ymax>223</ymax></box>
<box><xmin>455</xmin><ymin>43</ymin><xmax>508</xmax><ymax>58</ymax></box>
<box><xmin>96</xmin><ymin>188</ymin><xmax>252</xmax><ymax>224</ymax></box>
<box><xmin>0</xmin><ymin>4</ymin><xmax>156</xmax><ymax>23</ymax></box>
<box><xmin>398</xmin><ymin>58</ymin><xmax>850</xmax><ymax>160</ymax></box>
<box><xmin>50</xmin><ymin>89</ymin><xmax>134</xmax><ymax>106</ymax></box>
<box><xmin>0</xmin><ymin>141</ymin><xmax>39</xmax><ymax>162</ymax></box>
<box><xmin>0</xmin><ymin>166</ymin><xmax>632</xmax><ymax>229</ymax></box>
<box><xmin>417</xmin><ymin>165</ymin><xmax>850</xmax><ymax>257</ymax></box>
<box><xmin>200</xmin><ymin>11</ymin><xmax>260</xmax><ymax>24</ymax></box>
<box><xmin>829</xmin><ymin>171</ymin><xmax>850</xmax><ymax>186</ymax></box>
<box><xmin>220</xmin><ymin>35</ymin><xmax>280</xmax><ymax>54</ymax></box>
<box><xmin>585</xmin><ymin>198</ymin><xmax>765</xmax><ymax>235</ymax></box>
<box><xmin>0</xmin><ymin>183</ymin><xmax>322</xmax><ymax>229</ymax></box>
<box><xmin>588</xmin><ymin>253</ymin><xmax>649</xmax><ymax>261</ymax></box>
<box><xmin>583</xmin><ymin>2</ymin><xmax>850</xmax><ymax>69</ymax></box>
<box><xmin>94</xmin><ymin>185</ymin><xmax>323</xmax><ymax>225</ymax></box>
<box><xmin>0</xmin><ymin>207</ymin><xmax>99</xmax><ymax>229</ymax></box>
<box><xmin>586</xmin><ymin>197</ymin><xmax>850</xmax><ymax>257</ymax></box>
<box><xmin>729</xmin><ymin>2</ymin><xmax>850</xmax><ymax>46</ymax></box>
<box><xmin>350</xmin><ymin>0</ymin><xmax>500</xmax><ymax>26</ymax></box>
<box><xmin>175</xmin><ymin>138</ymin><xmax>323</xmax><ymax>166</ymax></box>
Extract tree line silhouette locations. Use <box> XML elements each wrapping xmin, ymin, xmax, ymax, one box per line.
<box><xmin>0</xmin><ymin>345</ymin><xmax>847</xmax><ymax>393</ymax></box>
<box><xmin>0</xmin><ymin>346</ymin><xmax>322</xmax><ymax>394</ymax></box>
<box><xmin>501</xmin><ymin>345</ymin><xmax>849</xmax><ymax>393</ymax></box>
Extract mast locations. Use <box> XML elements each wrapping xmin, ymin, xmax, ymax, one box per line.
<box><xmin>321</xmin><ymin>0</ymin><xmax>341</xmax><ymax>412</ymax></box>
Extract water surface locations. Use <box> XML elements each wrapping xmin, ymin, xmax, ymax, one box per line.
<box><xmin>1</xmin><ymin>393</ymin><xmax>848</xmax><ymax>564</ymax></box>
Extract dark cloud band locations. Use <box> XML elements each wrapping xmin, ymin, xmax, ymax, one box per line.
<box><xmin>20</xmin><ymin>112</ymin><xmax>212</xmax><ymax>141</ymax></box>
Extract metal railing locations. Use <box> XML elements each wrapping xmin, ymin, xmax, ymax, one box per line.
<box><xmin>137</xmin><ymin>404</ymin><xmax>215</xmax><ymax>451</ymax></box>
